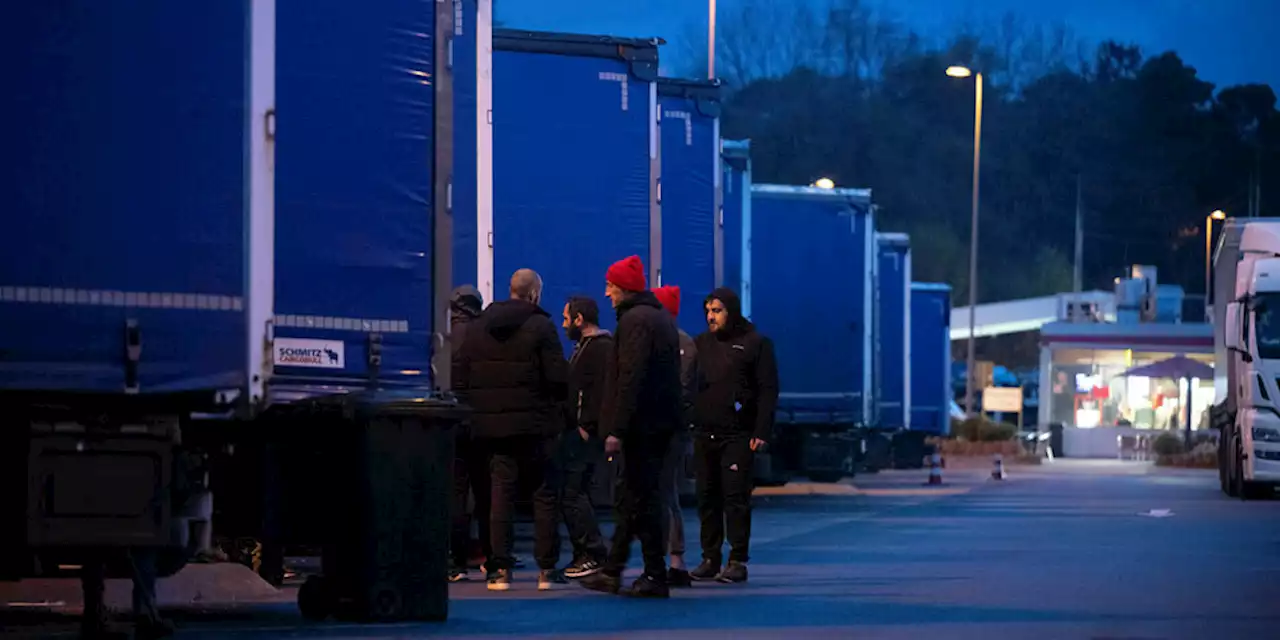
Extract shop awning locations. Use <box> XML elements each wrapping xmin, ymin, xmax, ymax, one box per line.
<box><xmin>1117</xmin><ymin>355</ymin><xmax>1213</xmax><ymax>380</ymax></box>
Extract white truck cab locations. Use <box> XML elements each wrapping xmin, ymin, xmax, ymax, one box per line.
<box><xmin>1214</xmin><ymin>219</ymin><xmax>1280</xmax><ymax>497</ymax></box>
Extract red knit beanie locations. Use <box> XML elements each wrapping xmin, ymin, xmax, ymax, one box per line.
<box><xmin>653</xmin><ymin>285</ymin><xmax>680</xmax><ymax>318</ymax></box>
<box><xmin>606</xmin><ymin>255</ymin><xmax>647</xmax><ymax>292</ymax></box>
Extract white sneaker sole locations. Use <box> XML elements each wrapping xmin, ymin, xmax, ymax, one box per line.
<box><xmin>487</xmin><ymin>582</ymin><xmax>511</xmax><ymax>592</ymax></box>
<box><xmin>538</xmin><ymin>582</ymin><xmax>552</xmax><ymax>591</ymax></box>
<box><xmin>564</xmin><ymin>567</ymin><xmax>602</xmax><ymax>579</ymax></box>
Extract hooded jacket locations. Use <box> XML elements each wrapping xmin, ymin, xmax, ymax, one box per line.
<box><xmin>600</xmin><ymin>291</ymin><xmax>683</xmax><ymax>439</ymax></box>
<box><xmin>453</xmin><ymin>298</ymin><xmax>568</xmax><ymax>439</ymax></box>
<box><xmin>692</xmin><ymin>287</ymin><xmax>779</xmax><ymax>441</ymax></box>
<box><xmin>567</xmin><ymin>329</ymin><xmax>613</xmax><ymax>438</ymax></box>
<box><xmin>449</xmin><ymin>285</ymin><xmax>484</xmax><ymax>360</ymax></box>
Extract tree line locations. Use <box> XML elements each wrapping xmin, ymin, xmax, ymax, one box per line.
<box><xmin>677</xmin><ymin>0</ymin><xmax>1277</xmax><ymax>311</ymax></box>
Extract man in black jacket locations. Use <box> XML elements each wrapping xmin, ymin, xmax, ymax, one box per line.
<box><xmin>447</xmin><ymin>285</ymin><xmax>490</xmax><ymax>582</ymax></box>
<box><xmin>690</xmin><ymin>287</ymin><xmax>779</xmax><ymax>584</ymax></box>
<box><xmin>453</xmin><ymin>269</ymin><xmax>567</xmax><ymax>592</ymax></box>
<box><xmin>557</xmin><ymin>295</ymin><xmax>610</xmax><ymax>579</ymax></box>
<box><xmin>579</xmin><ymin>255</ymin><xmax>682</xmax><ymax>599</ymax></box>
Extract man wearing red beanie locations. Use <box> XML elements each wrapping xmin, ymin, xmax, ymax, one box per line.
<box><xmin>651</xmin><ymin>285</ymin><xmax>698</xmax><ymax>587</ymax></box>
<box><xmin>579</xmin><ymin>256</ymin><xmax>682</xmax><ymax>598</ymax></box>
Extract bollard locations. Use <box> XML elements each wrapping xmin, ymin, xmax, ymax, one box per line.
<box><xmin>925</xmin><ymin>452</ymin><xmax>943</xmax><ymax>486</ymax></box>
<box><xmin>991</xmin><ymin>453</ymin><xmax>1006</xmax><ymax>480</ymax></box>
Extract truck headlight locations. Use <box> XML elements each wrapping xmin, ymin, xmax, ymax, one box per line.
<box><xmin>1252</xmin><ymin>427</ymin><xmax>1280</xmax><ymax>443</ymax></box>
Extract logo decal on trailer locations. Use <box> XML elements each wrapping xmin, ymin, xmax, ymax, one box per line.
<box><xmin>274</xmin><ymin>338</ymin><xmax>346</xmax><ymax>369</ymax></box>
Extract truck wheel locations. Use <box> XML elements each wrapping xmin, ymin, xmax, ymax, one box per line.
<box><xmin>1218</xmin><ymin>433</ymin><xmax>1230</xmax><ymax>493</ymax></box>
<box><xmin>1228</xmin><ymin>434</ymin><xmax>1244</xmax><ymax>498</ymax></box>
<box><xmin>807</xmin><ymin>471</ymin><xmax>844</xmax><ymax>484</ymax></box>
<box><xmin>298</xmin><ymin>575</ymin><xmax>335</xmax><ymax>621</ymax></box>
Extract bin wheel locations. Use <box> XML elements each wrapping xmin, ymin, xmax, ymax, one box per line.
<box><xmin>298</xmin><ymin>575</ymin><xmax>335</xmax><ymax>621</ymax></box>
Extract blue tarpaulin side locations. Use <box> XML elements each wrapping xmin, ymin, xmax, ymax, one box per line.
<box><xmin>659</xmin><ymin>94</ymin><xmax>717</xmax><ymax>335</ymax></box>
<box><xmin>751</xmin><ymin>191</ymin><xmax>873</xmax><ymax>424</ymax></box>
<box><xmin>910</xmin><ymin>283</ymin><xmax>953</xmax><ymax>434</ymax></box>
<box><xmin>453</xmin><ymin>0</ymin><xmax>479</xmax><ymax>290</ymax></box>
<box><xmin>493</xmin><ymin>49</ymin><xmax>652</xmax><ymax>349</ymax></box>
<box><xmin>0</xmin><ymin>3</ymin><xmax>248</xmax><ymax>394</ymax></box>
<box><xmin>875</xmin><ymin>237</ymin><xmax>911</xmax><ymax>428</ymax></box>
<box><xmin>274</xmin><ymin>0</ymin><xmax>436</xmax><ymax>385</ymax></box>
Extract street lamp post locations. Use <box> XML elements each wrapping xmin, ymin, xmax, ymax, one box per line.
<box><xmin>947</xmin><ymin>65</ymin><xmax>984</xmax><ymax>417</ymax></box>
<box><xmin>708</xmin><ymin>0</ymin><xmax>716</xmax><ymax>79</ymax></box>
<box><xmin>1206</xmin><ymin>209</ymin><xmax>1227</xmax><ymax>319</ymax></box>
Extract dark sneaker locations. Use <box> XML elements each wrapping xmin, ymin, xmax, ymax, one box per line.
<box><xmin>448</xmin><ymin>567</ymin><xmax>469</xmax><ymax>583</ymax></box>
<box><xmin>81</xmin><ymin>620</ymin><xmax>130</xmax><ymax>640</ymax></box>
<box><xmin>134</xmin><ymin>617</ymin><xmax>176</xmax><ymax>640</ymax></box>
<box><xmin>578</xmin><ymin>571</ymin><xmax>621</xmax><ymax>595</ymax></box>
<box><xmin>563</xmin><ymin>557</ymin><xmax>603</xmax><ymax>579</ymax></box>
<box><xmin>538</xmin><ymin>569</ymin><xmax>568</xmax><ymax>591</ymax></box>
<box><xmin>486</xmin><ymin>568</ymin><xmax>512</xmax><ymax>592</ymax></box>
<box><xmin>717</xmin><ymin>561</ymin><xmax>748</xmax><ymax>583</ymax></box>
<box><xmin>689</xmin><ymin>558</ymin><xmax>721</xmax><ymax>582</ymax></box>
<box><xmin>667</xmin><ymin>567</ymin><xmax>693</xmax><ymax>588</ymax></box>
<box><xmin>624</xmin><ymin>574</ymin><xmax>670</xmax><ymax>599</ymax></box>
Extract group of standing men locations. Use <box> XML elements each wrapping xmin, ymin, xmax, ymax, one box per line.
<box><xmin>449</xmin><ymin>255</ymin><xmax>778</xmax><ymax>598</ymax></box>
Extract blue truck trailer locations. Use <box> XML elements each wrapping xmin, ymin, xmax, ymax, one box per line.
<box><xmin>874</xmin><ymin>233</ymin><xmax>913</xmax><ymax>429</ymax></box>
<box><xmin>747</xmin><ymin>184</ymin><xmax>876</xmax><ymax>483</ymax></box>
<box><xmin>910</xmin><ymin>283</ymin><xmax>954</xmax><ymax>435</ymax></box>
<box><xmin>2</xmin><ymin>1</ymin><xmax>461</xmax><ymax>617</ymax></box>
<box><xmin>489</xmin><ymin>30</ymin><xmax>661</xmax><ymax>343</ymax></box>
<box><xmin>657</xmin><ymin>77</ymin><xmax>723</xmax><ymax>333</ymax></box>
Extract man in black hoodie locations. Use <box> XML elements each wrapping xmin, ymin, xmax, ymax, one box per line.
<box><xmin>557</xmin><ymin>295</ymin><xmax>611</xmax><ymax>579</ymax></box>
<box><xmin>579</xmin><ymin>255</ymin><xmax>682</xmax><ymax>599</ymax></box>
<box><xmin>447</xmin><ymin>285</ymin><xmax>490</xmax><ymax>582</ymax></box>
<box><xmin>690</xmin><ymin>287</ymin><xmax>779</xmax><ymax>584</ymax></box>
<box><xmin>453</xmin><ymin>270</ymin><xmax>567</xmax><ymax>592</ymax></box>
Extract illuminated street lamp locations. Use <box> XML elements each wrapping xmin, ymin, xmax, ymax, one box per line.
<box><xmin>1206</xmin><ymin>210</ymin><xmax>1228</xmax><ymax>318</ymax></box>
<box><xmin>813</xmin><ymin>177</ymin><xmax>835</xmax><ymax>189</ymax></box>
<box><xmin>947</xmin><ymin>64</ymin><xmax>984</xmax><ymax>417</ymax></box>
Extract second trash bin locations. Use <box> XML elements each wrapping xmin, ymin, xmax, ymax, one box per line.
<box><xmin>264</xmin><ymin>389</ymin><xmax>467</xmax><ymax>623</ymax></box>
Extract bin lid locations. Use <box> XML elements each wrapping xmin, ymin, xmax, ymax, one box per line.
<box><xmin>298</xmin><ymin>388</ymin><xmax>471</xmax><ymax>421</ymax></box>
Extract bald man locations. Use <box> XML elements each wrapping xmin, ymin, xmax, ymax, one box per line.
<box><xmin>453</xmin><ymin>269</ymin><xmax>569</xmax><ymax>592</ymax></box>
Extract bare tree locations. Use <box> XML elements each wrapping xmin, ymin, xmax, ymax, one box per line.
<box><xmin>675</xmin><ymin>0</ymin><xmax>909</xmax><ymax>88</ymax></box>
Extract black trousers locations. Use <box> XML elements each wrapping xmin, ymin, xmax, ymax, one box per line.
<box><xmin>694</xmin><ymin>433</ymin><xmax>755</xmax><ymax>564</ymax></box>
<box><xmin>487</xmin><ymin>434</ymin><xmax>559</xmax><ymax>571</ymax></box>
<box><xmin>555</xmin><ymin>432</ymin><xmax>606</xmax><ymax>562</ymax></box>
<box><xmin>606</xmin><ymin>430</ymin><xmax>672</xmax><ymax>580</ymax></box>
<box><xmin>81</xmin><ymin>549</ymin><xmax>160</xmax><ymax>623</ymax></box>
<box><xmin>450</xmin><ymin>433</ymin><xmax>491</xmax><ymax>568</ymax></box>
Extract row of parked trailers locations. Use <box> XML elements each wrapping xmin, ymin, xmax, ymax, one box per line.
<box><xmin>451</xmin><ymin>26</ymin><xmax>956</xmax><ymax>480</ymax></box>
<box><xmin>3</xmin><ymin>3</ymin><xmax>953</xmax><ymax>476</ymax></box>
<box><xmin>2</xmin><ymin>1</ymin><xmax>955</xmax><ymax>593</ymax></box>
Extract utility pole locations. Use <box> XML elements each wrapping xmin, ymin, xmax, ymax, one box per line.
<box><xmin>1072</xmin><ymin>174</ymin><xmax>1083</xmax><ymax>293</ymax></box>
<box><xmin>708</xmin><ymin>0</ymin><xmax>716</xmax><ymax>79</ymax></box>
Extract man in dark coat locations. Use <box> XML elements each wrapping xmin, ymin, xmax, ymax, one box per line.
<box><xmin>689</xmin><ymin>287</ymin><xmax>779</xmax><ymax>584</ymax></box>
<box><xmin>579</xmin><ymin>255</ymin><xmax>682</xmax><ymax>599</ymax></box>
<box><xmin>652</xmin><ymin>285</ymin><xmax>697</xmax><ymax>587</ymax></box>
<box><xmin>453</xmin><ymin>270</ymin><xmax>568</xmax><ymax>592</ymax></box>
<box><xmin>447</xmin><ymin>285</ymin><xmax>490</xmax><ymax>582</ymax></box>
<box><xmin>557</xmin><ymin>295</ymin><xmax>611</xmax><ymax>579</ymax></box>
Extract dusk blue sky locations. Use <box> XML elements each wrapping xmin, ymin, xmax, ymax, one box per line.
<box><xmin>502</xmin><ymin>0</ymin><xmax>1279</xmax><ymax>90</ymax></box>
